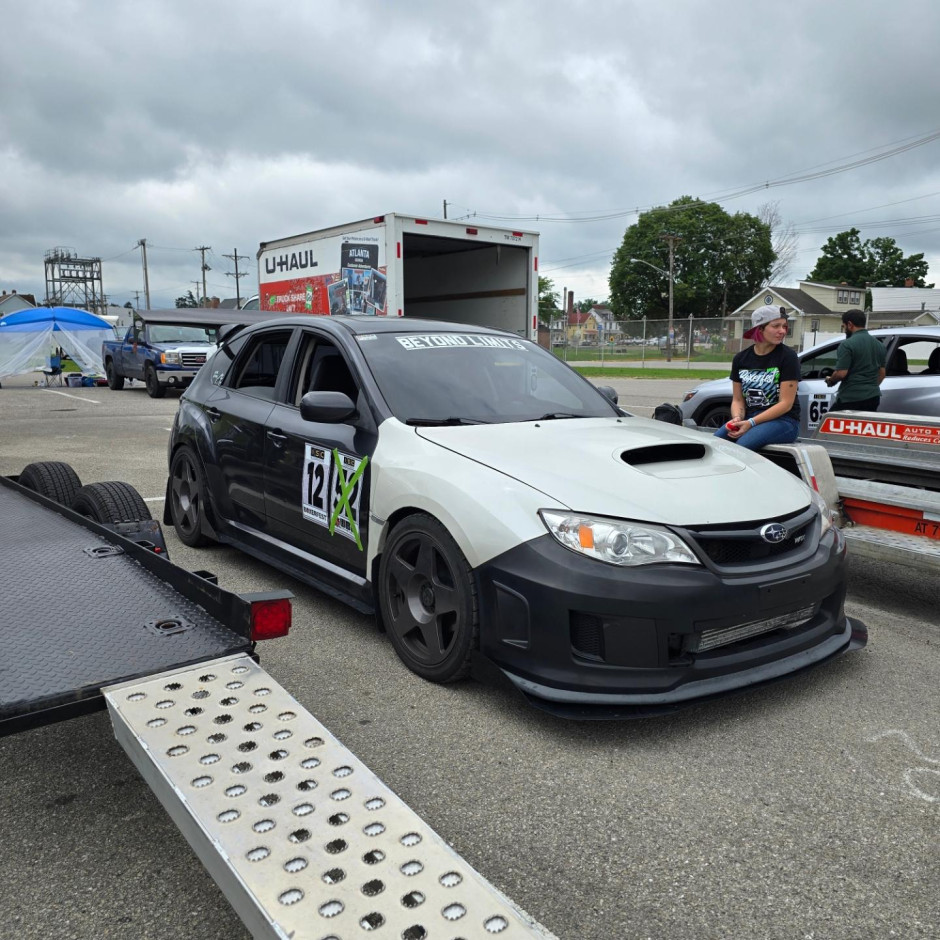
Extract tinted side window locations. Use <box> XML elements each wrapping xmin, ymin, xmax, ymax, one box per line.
<box><xmin>209</xmin><ymin>333</ymin><xmax>248</xmax><ymax>386</ymax></box>
<box><xmin>229</xmin><ymin>331</ymin><xmax>293</xmax><ymax>396</ymax></box>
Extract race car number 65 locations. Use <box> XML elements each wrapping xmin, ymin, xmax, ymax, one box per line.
<box><xmin>809</xmin><ymin>397</ymin><xmax>831</xmax><ymax>425</ymax></box>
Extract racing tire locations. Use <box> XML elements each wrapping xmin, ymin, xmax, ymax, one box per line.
<box><xmin>168</xmin><ymin>447</ymin><xmax>215</xmax><ymax>547</ymax></box>
<box><xmin>145</xmin><ymin>364</ymin><xmax>166</xmax><ymax>398</ymax></box>
<box><xmin>19</xmin><ymin>461</ymin><xmax>83</xmax><ymax>506</ymax></box>
<box><xmin>699</xmin><ymin>404</ymin><xmax>733</xmax><ymax>429</ymax></box>
<box><xmin>105</xmin><ymin>359</ymin><xmax>125</xmax><ymax>390</ymax></box>
<box><xmin>71</xmin><ymin>481</ymin><xmax>152</xmax><ymax>524</ymax></box>
<box><xmin>378</xmin><ymin>514</ymin><xmax>478</xmax><ymax>683</ymax></box>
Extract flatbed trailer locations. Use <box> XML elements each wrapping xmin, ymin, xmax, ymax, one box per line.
<box><xmin>2</xmin><ymin>471</ymin><xmax>554</xmax><ymax>939</ymax></box>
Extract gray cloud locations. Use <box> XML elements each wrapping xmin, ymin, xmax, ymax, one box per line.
<box><xmin>2</xmin><ymin>0</ymin><xmax>940</xmax><ymax>306</ymax></box>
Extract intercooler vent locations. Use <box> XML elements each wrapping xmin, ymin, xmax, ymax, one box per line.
<box><xmin>621</xmin><ymin>443</ymin><xmax>706</xmax><ymax>466</ymax></box>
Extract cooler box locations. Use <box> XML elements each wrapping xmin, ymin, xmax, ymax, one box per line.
<box><xmin>65</xmin><ymin>373</ymin><xmax>83</xmax><ymax>387</ymax></box>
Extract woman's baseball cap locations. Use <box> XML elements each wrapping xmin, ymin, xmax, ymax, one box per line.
<box><xmin>744</xmin><ymin>305</ymin><xmax>788</xmax><ymax>339</ymax></box>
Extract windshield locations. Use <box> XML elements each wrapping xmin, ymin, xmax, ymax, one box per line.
<box><xmin>356</xmin><ymin>331</ymin><xmax>619</xmax><ymax>424</ymax></box>
<box><xmin>148</xmin><ymin>325</ymin><xmax>218</xmax><ymax>344</ymax></box>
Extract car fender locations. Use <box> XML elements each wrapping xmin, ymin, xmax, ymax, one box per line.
<box><xmin>367</xmin><ymin>419</ymin><xmax>555</xmax><ymax>573</ymax></box>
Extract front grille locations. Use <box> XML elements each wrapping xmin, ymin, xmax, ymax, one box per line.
<box><xmin>181</xmin><ymin>353</ymin><xmax>207</xmax><ymax>369</ymax></box>
<box><xmin>694</xmin><ymin>521</ymin><xmax>812</xmax><ymax>565</ymax></box>
<box><xmin>684</xmin><ymin>507</ymin><xmax>817</xmax><ymax>568</ymax></box>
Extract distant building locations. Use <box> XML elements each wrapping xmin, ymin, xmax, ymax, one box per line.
<box><xmin>0</xmin><ymin>290</ymin><xmax>37</xmax><ymax>317</ymax></box>
<box><xmin>870</xmin><ymin>286</ymin><xmax>940</xmax><ymax>327</ymax></box>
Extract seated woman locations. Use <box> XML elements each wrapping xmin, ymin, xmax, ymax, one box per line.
<box><xmin>713</xmin><ymin>305</ymin><xmax>800</xmax><ymax>451</ymax></box>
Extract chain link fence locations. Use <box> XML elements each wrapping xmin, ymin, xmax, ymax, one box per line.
<box><xmin>549</xmin><ymin>317</ymin><xmax>738</xmax><ymax>367</ymax></box>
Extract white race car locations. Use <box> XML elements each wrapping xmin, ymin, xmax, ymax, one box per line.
<box><xmin>166</xmin><ymin>317</ymin><xmax>866</xmax><ymax>716</ymax></box>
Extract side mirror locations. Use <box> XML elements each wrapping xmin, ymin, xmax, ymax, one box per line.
<box><xmin>597</xmin><ymin>385</ymin><xmax>619</xmax><ymax>405</ymax></box>
<box><xmin>300</xmin><ymin>390</ymin><xmax>357</xmax><ymax>423</ymax></box>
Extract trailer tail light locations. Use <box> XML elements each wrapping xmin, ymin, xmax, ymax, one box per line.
<box><xmin>466</xmin><ymin>227</ymin><xmax>478</xmax><ymax>235</ymax></box>
<box><xmin>249</xmin><ymin>596</ymin><xmax>292</xmax><ymax>641</ymax></box>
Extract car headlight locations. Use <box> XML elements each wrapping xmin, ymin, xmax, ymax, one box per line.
<box><xmin>808</xmin><ymin>486</ymin><xmax>834</xmax><ymax>535</ymax></box>
<box><xmin>162</xmin><ymin>351</ymin><xmax>181</xmax><ymax>365</ymax></box>
<box><xmin>539</xmin><ymin>510</ymin><xmax>699</xmax><ymax>567</ymax></box>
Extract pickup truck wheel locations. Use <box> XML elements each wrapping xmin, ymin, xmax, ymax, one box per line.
<box><xmin>699</xmin><ymin>404</ymin><xmax>733</xmax><ymax>429</ymax></box>
<box><xmin>19</xmin><ymin>461</ymin><xmax>82</xmax><ymax>506</ymax></box>
<box><xmin>145</xmin><ymin>364</ymin><xmax>166</xmax><ymax>398</ymax></box>
<box><xmin>71</xmin><ymin>481</ymin><xmax>152</xmax><ymax>523</ymax></box>
<box><xmin>378</xmin><ymin>514</ymin><xmax>478</xmax><ymax>683</ymax></box>
<box><xmin>105</xmin><ymin>360</ymin><xmax>125</xmax><ymax>390</ymax></box>
<box><xmin>169</xmin><ymin>448</ymin><xmax>214</xmax><ymax>546</ymax></box>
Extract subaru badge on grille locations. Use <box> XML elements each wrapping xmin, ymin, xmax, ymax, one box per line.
<box><xmin>760</xmin><ymin>522</ymin><xmax>788</xmax><ymax>544</ymax></box>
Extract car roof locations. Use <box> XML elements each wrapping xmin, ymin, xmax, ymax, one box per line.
<box><xmin>869</xmin><ymin>325</ymin><xmax>940</xmax><ymax>337</ymax></box>
<box><xmin>229</xmin><ymin>315</ymin><xmax>524</xmax><ymax>339</ymax></box>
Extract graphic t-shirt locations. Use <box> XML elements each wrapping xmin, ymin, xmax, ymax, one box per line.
<box><xmin>730</xmin><ymin>343</ymin><xmax>801</xmax><ymax>422</ymax></box>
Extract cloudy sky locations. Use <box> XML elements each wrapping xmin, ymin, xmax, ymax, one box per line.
<box><xmin>3</xmin><ymin>0</ymin><xmax>940</xmax><ymax>309</ymax></box>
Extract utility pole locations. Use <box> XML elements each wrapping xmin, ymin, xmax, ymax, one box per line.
<box><xmin>659</xmin><ymin>233</ymin><xmax>681</xmax><ymax>362</ymax></box>
<box><xmin>193</xmin><ymin>281</ymin><xmax>203</xmax><ymax>305</ymax></box>
<box><xmin>443</xmin><ymin>200</ymin><xmax>448</xmax><ymax>219</ymax></box>
<box><xmin>224</xmin><ymin>248</ymin><xmax>250</xmax><ymax>307</ymax></box>
<box><xmin>194</xmin><ymin>245</ymin><xmax>211</xmax><ymax>304</ymax></box>
<box><xmin>138</xmin><ymin>239</ymin><xmax>151</xmax><ymax>310</ymax></box>
<box><xmin>132</xmin><ymin>290</ymin><xmax>141</xmax><ymax>309</ymax></box>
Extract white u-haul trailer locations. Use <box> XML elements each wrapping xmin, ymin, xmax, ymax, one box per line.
<box><xmin>257</xmin><ymin>213</ymin><xmax>540</xmax><ymax>339</ymax></box>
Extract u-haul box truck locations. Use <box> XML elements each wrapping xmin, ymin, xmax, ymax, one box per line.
<box><xmin>257</xmin><ymin>213</ymin><xmax>540</xmax><ymax>339</ymax></box>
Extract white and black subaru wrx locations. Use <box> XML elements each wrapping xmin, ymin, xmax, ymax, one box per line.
<box><xmin>165</xmin><ymin>316</ymin><xmax>866</xmax><ymax>716</ymax></box>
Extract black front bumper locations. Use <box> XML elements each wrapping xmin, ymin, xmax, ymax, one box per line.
<box><xmin>475</xmin><ymin>525</ymin><xmax>866</xmax><ymax>715</ymax></box>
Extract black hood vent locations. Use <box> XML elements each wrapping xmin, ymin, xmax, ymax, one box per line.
<box><xmin>621</xmin><ymin>443</ymin><xmax>707</xmax><ymax>466</ymax></box>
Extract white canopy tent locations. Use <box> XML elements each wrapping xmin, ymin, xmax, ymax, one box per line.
<box><xmin>0</xmin><ymin>307</ymin><xmax>117</xmax><ymax>379</ymax></box>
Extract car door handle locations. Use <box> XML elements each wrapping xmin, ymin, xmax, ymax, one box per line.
<box><xmin>267</xmin><ymin>429</ymin><xmax>288</xmax><ymax>447</ymax></box>
<box><xmin>206</xmin><ymin>407</ymin><xmax>222</xmax><ymax>422</ymax></box>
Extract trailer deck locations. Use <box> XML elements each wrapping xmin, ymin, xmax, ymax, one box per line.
<box><xmin>0</xmin><ymin>477</ymin><xmax>255</xmax><ymax>736</ymax></box>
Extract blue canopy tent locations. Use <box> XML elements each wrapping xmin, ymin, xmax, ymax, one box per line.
<box><xmin>0</xmin><ymin>307</ymin><xmax>117</xmax><ymax>379</ymax></box>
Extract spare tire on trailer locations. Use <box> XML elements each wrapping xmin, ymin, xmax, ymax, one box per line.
<box><xmin>19</xmin><ymin>461</ymin><xmax>82</xmax><ymax>506</ymax></box>
<box><xmin>71</xmin><ymin>481</ymin><xmax>152</xmax><ymax>524</ymax></box>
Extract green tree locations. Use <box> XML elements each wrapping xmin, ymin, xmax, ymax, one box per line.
<box><xmin>175</xmin><ymin>290</ymin><xmax>198</xmax><ymax>308</ymax></box>
<box><xmin>807</xmin><ymin>229</ymin><xmax>932</xmax><ymax>287</ymax></box>
<box><xmin>538</xmin><ymin>275</ymin><xmax>559</xmax><ymax>323</ymax></box>
<box><xmin>576</xmin><ymin>297</ymin><xmax>600</xmax><ymax>312</ymax></box>
<box><xmin>608</xmin><ymin>196</ymin><xmax>774</xmax><ymax>320</ymax></box>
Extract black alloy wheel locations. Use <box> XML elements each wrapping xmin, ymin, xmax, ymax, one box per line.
<box><xmin>169</xmin><ymin>448</ymin><xmax>214</xmax><ymax>546</ymax></box>
<box><xmin>378</xmin><ymin>514</ymin><xmax>478</xmax><ymax>683</ymax></box>
<box><xmin>145</xmin><ymin>364</ymin><xmax>166</xmax><ymax>398</ymax></box>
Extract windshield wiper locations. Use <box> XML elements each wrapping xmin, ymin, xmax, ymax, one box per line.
<box><xmin>536</xmin><ymin>412</ymin><xmax>581</xmax><ymax>421</ymax></box>
<box><xmin>405</xmin><ymin>416</ymin><xmax>488</xmax><ymax>427</ymax></box>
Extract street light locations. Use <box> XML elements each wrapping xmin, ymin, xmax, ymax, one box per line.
<box><xmin>630</xmin><ymin>257</ymin><xmax>675</xmax><ymax>360</ymax></box>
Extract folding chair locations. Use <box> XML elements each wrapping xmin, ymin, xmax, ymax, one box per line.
<box><xmin>42</xmin><ymin>355</ymin><xmax>64</xmax><ymax>387</ymax></box>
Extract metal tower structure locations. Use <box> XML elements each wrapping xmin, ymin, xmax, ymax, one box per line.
<box><xmin>44</xmin><ymin>247</ymin><xmax>106</xmax><ymax>313</ymax></box>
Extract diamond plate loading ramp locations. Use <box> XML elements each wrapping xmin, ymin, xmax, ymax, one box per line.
<box><xmin>106</xmin><ymin>655</ymin><xmax>557</xmax><ymax>940</ymax></box>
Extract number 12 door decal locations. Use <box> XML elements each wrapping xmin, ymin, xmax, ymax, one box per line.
<box><xmin>302</xmin><ymin>443</ymin><xmax>368</xmax><ymax>550</ymax></box>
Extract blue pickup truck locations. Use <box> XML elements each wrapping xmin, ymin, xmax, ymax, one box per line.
<box><xmin>102</xmin><ymin>312</ymin><xmax>219</xmax><ymax>398</ymax></box>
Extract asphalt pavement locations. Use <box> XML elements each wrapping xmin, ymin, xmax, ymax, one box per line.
<box><xmin>1</xmin><ymin>377</ymin><xmax>938</xmax><ymax>940</ymax></box>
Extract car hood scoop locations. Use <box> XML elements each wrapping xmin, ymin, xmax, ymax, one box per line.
<box><xmin>620</xmin><ymin>442</ymin><xmax>706</xmax><ymax>468</ymax></box>
<box><xmin>415</xmin><ymin>417</ymin><xmax>811</xmax><ymax>525</ymax></box>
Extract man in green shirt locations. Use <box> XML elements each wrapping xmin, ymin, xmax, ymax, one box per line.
<box><xmin>824</xmin><ymin>309</ymin><xmax>887</xmax><ymax>411</ymax></box>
